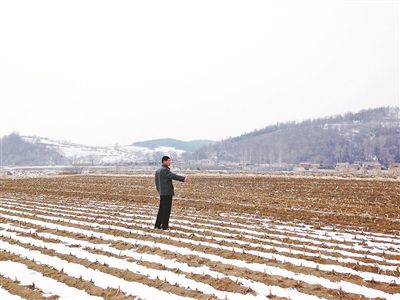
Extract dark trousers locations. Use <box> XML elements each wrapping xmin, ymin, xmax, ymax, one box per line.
<box><xmin>154</xmin><ymin>195</ymin><xmax>173</xmax><ymax>230</ymax></box>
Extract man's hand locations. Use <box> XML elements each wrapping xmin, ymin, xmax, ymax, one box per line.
<box><xmin>184</xmin><ymin>176</ymin><xmax>190</xmax><ymax>183</ymax></box>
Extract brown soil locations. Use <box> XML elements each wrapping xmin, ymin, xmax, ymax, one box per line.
<box><xmin>0</xmin><ymin>174</ymin><xmax>399</xmax><ymax>300</ymax></box>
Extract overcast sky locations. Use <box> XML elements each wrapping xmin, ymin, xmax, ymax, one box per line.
<box><xmin>0</xmin><ymin>0</ymin><xmax>398</xmax><ymax>146</ymax></box>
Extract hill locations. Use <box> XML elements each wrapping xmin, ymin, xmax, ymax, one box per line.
<box><xmin>0</xmin><ymin>133</ymin><xmax>68</xmax><ymax>166</ymax></box>
<box><xmin>187</xmin><ymin>107</ymin><xmax>400</xmax><ymax>167</ymax></box>
<box><xmin>0</xmin><ymin>134</ymin><xmax>188</xmax><ymax>166</ymax></box>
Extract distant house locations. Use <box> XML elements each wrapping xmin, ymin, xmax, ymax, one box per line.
<box><xmin>311</xmin><ymin>163</ymin><xmax>321</xmax><ymax>171</ymax></box>
<box><xmin>388</xmin><ymin>163</ymin><xmax>400</xmax><ymax>177</ymax></box>
<box><xmin>320</xmin><ymin>163</ymin><xmax>335</xmax><ymax>170</ymax></box>
<box><xmin>335</xmin><ymin>162</ymin><xmax>349</xmax><ymax>172</ymax></box>
<box><xmin>349</xmin><ymin>163</ymin><xmax>361</xmax><ymax>171</ymax></box>
<box><xmin>361</xmin><ymin>161</ymin><xmax>382</xmax><ymax>175</ymax></box>
<box><xmin>363</xmin><ymin>162</ymin><xmax>382</xmax><ymax>171</ymax></box>
<box><xmin>335</xmin><ymin>163</ymin><xmax>362</xmax><ymax>173</ymax></box>
<box><xmin>299</xmin><ymin>162</ymin><xmax>313</xmax><ymax>171</ymax></box>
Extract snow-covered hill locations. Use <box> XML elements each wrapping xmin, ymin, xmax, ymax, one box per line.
<box><xmin>21</xmin><ymin>136</ymin><xmax>185</xmax><ymax>165</ymax></box>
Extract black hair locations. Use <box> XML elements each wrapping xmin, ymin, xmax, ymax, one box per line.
<box><xmin>162</xmin><ymin>156</ymin><xmax>171</xmax><ymax>163</ymax></box>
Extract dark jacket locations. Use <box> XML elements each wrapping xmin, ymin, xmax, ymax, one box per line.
<box><xmin>155</xmin><ymin>165</ymin><xmax>185</xmax><ymax>196</ymax></box>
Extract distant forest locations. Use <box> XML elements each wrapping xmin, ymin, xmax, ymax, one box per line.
<box><xmin>186</xmin><ymin>107</ymin><xmax>400</xmax><ymax>167</ymax></box>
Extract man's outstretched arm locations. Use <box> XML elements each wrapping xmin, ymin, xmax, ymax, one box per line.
<box><xmin>165</xmin><ymin>168</ymin><xmax>188</xmax><ymax>183</ymax></box>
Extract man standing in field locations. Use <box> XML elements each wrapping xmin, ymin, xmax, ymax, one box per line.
<box><xmin>154</xmin><ymin>156</ymin><xmax>189</xmax><ymax>230</ymax></box>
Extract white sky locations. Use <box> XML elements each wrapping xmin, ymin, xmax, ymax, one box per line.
<box><xmin>0</xmin><ymin>0</ymin><xmax>398</xmax><ymax>146</ymax></box>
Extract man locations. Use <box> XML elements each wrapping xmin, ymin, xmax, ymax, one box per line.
<box><xmin>154</xmin><ymin>156</ymin><xmax>189</xmax><ymax>230</ymax></box>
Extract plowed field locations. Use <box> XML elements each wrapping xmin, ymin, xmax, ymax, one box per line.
<box><xmin>0</xmin><ymin>174</ymin><xmax>399</xmax><ymax>299</ymax></box>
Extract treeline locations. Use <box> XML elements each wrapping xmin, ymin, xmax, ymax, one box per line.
<box><xmin>187</xmin><ymin>107</ymin><xmax>400</xmax><ymax>167</ymax></box>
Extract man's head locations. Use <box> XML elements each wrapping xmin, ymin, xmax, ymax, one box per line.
<box><xmin>162</xmin><ymin>156</ymin><xmax>171</xmax><ymax>167</ymax></box>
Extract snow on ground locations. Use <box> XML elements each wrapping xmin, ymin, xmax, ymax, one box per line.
<box><xmin>0</xmin><ymin>195</ymin><xmax>399</xmax><ymax>299</ymax></box>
